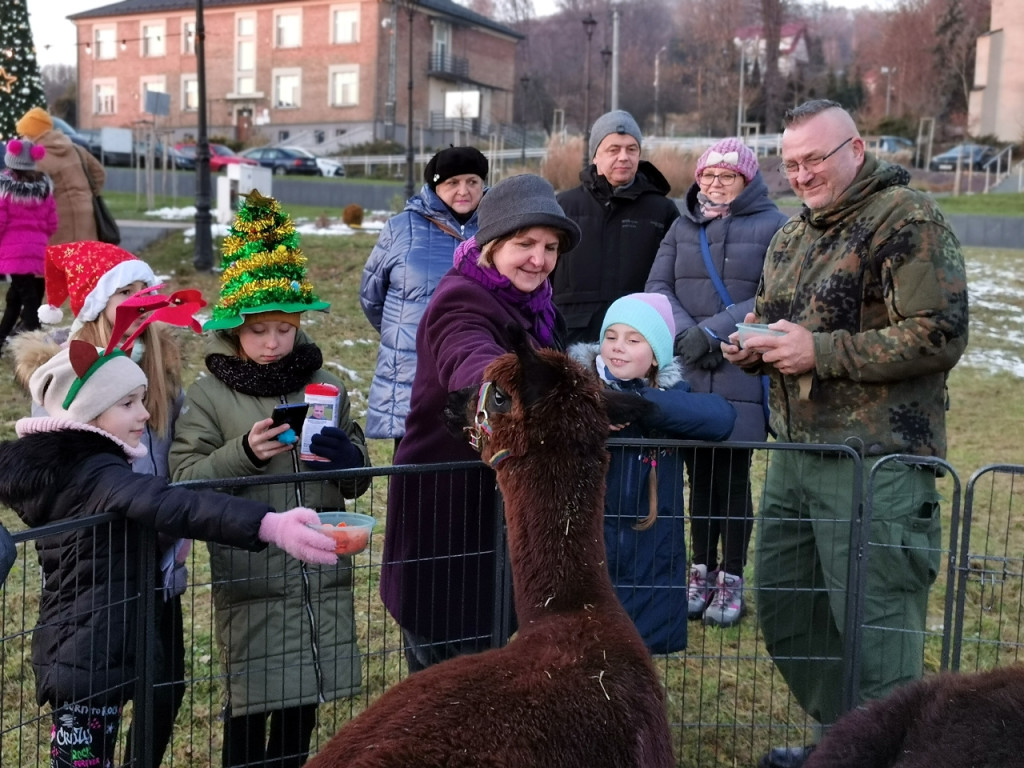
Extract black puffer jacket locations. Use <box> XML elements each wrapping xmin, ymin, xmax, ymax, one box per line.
<box><xmin>0</xmin><ymin>427</ymin><xmax>270</xmax><ymax>707</ymax></box>
<box><xmin>553</xmin><ymin>161</ymin><xmax>681</xmax><ymax>343</ymax></box>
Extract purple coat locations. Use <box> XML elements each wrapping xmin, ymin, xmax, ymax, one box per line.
<box><xmin>0</xmin><ymin>172</ymin><xmax>57</xmax><ymax>275</ymax></box>
<box><xmin>381</xmin><ymin>266</ymin><xmax>564</xmax><ymax>643</ymax></box>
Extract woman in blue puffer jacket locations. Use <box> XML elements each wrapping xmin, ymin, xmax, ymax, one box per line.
<box><xmin>360</xmin><ymin>146</ymin><xmax>488</xmax><ymax>449</ymax></box>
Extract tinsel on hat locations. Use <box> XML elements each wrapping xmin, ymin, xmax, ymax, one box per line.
<box><xmin>205</xmin><ymin>189</ymin><xmax>329</xmax><ymax>330</ymax></box>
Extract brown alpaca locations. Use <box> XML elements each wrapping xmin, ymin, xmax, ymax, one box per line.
<box><xmin>804</xmin><ymin>665</ymin><xmax>1024</xmax><ymax>768</ymax></box>
<box><xmin>306</xmin><ymin>331</ymin><xmax>674</xmax><ymax>768</ymax></box>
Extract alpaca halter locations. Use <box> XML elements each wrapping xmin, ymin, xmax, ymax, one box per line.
<box><xmin>467</xmin><ymin>381</ymin><xmax>510</xmax><ymax>468</ymax></box>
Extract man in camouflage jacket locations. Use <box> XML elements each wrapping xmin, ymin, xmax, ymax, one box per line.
<box><xmin>723</xmin><ymin>100</ymin><xmax>968</xmax><ymax>768</ymax></box>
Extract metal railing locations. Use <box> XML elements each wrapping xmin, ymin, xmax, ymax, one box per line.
<box><xmin>1</xmin><ymin>445</ymin><xmax>1020</xmax><ymax>767</ymax></box>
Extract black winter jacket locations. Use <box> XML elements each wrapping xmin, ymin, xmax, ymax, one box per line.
<box><xmin>553</xmin><ymin>161</ymin><xmax>681</xmax><ymax>343</ymax></box>
<box><xmin>0</xmin><ymin>427</ymin><xmax>270</xmax><ymax>707</ymax></box>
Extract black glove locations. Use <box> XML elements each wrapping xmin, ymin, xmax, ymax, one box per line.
<box><xmin>696</xmin><ymin>345</ymin><xmax>725</xmax><ymax>370</ymax></box>
<box><xmin>673</xmin><ymin>326</ymin><xmax>712</xmax><ymax>366</ymax></box>
<box><xmin>307</xmin><ymin>427</ymin><xmax>363</xmax><ymax>470</ymax></box>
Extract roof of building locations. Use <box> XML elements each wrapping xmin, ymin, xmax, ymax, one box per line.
<box><xmin>69</xmin><ymin>0</ymin><xmax>523</xmax><ymax>40</ymax></box>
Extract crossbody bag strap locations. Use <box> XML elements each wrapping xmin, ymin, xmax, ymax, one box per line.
<box><xmin>73</xmin><ymin>144</ymin><xmax>99</xmax><ymax>195</ymax></box>
<box><xmin>699</xmin><ymin>225</ymin><xmax>733</xmax><ymax>307</ymax></box>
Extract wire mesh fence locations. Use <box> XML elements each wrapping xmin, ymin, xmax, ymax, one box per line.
<box><xmin>0</xmin><ymin>443</ymin><xmax>1020</xmax><ymax>767</ymax></box>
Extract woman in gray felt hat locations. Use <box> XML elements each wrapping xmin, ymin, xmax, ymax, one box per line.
<box><xmin>380</xmin><ymin>174</ymin><xmax>580</xmax><ymax>673</ymax></box>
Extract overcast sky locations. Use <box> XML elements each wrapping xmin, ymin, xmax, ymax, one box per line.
<box><xmin>31</xmin><ymin>0</ymin><xmax>898</xmax><ymax>68</ymax></box>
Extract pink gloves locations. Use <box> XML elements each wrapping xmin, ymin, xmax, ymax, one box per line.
<box><xmin>258</xmin><ymin>507</ymin><xmax>337</xmax><ymax>565</ymax></box>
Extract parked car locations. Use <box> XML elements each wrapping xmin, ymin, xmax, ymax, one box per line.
<box><xmin>239</xmin><ymin>146</ymin><xmax>320</xmax><ymax>176</ymax></box>
<box><xmin>168</xmin><ymin>143</ymin><xmax>196</xmax><ymax>170</ymax></box>
<box><xmin>868</xmin><ymin>135</ymin><xmax>915</xmax><ymax>155</ymax></box>
<box><xmin>282</xmin><ymin>146</ymin><xmax>346</xmax><ymax>177</ymax></box>
<box><xmin>929</xmin><ymin>143</ymin><xmax>997</xmax><ymax>172</ymax></box>
<box><xmin>173</xmin><ymin>143</ymin><xmax>258</xmax><ymax>172</ymax></box>
<box><xmin>49</xmin><ymin>116</ymin><xmax>102</xmax><ymax>157</ymax></box>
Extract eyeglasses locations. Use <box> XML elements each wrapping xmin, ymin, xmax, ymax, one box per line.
<box><xmin>778</xmin><ymin>137</ymin><xmax>854</xmax><ymax>177</ymax></box>
<box><xmin>697</xmin><ymin>171</ymin><xmax>740</xmax><ymax>186</ymax></box>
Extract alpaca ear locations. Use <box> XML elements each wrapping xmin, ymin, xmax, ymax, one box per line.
<box><xmin>68</xmin><ymin>339</ymin><xmax>100</xmax><ymax>378</ymax></box>
<box><xmin>602</xmin><ymin>389</ymin><xmax>654</xmax><ymax>428</ymax></box>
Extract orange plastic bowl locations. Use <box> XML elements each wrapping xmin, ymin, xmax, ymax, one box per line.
<box><xmin>309</xmin><ymin>511</ymin><xmax>376</xmax><ymax>555</ymax></box>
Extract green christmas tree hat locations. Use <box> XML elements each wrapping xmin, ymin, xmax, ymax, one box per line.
<box><xmin>204</xmin><ymin>189</ymin><xmax>330</xmax><ymax>330</ymax></box>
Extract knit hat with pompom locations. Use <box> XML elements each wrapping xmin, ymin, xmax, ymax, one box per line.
<box><xmin>4</xmin><ymin>139</ymin><xmax>46</xmax><ymax>171</ymax></box>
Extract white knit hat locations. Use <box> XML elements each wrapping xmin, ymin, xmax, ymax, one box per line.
<box><xmin>29</xmin><ymin>343</ymin><xmax>148</xmax><ymax>424</ymax></box>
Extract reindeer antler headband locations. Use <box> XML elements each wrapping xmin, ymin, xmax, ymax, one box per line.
<box><xmin>63</xmin><ymin>286</ymin><xmax>207</xmax><ymax>410</ymax></box>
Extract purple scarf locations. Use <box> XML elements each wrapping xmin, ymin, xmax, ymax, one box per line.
<box><xmin>452</xmin><ymin>237</ymin><xmax>557</xmax><ymax>346</ymax></box>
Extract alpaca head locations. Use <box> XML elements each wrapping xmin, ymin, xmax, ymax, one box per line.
<box><xmin>446</xmin><ymin>325</ymin><xmax>652</xmax><ymax>467</ymax></box>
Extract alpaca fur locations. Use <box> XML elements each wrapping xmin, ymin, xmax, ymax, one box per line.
<box><xmin>804</xmin><ymin>665</ymin><xmax>1024</xmax><ymax>768</ymax></box>
<box><xmin>306</xmin><ymin>332</ymin><xmax>674</xmax><ymax>768</ymax></box>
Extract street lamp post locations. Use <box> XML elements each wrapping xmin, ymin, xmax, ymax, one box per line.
<box><xmin>192</xmin><ymin>0</ymin><xmax>213</xmax><ymax>272</ymax></box>
<box><xmin>519</xmin><ymin>75</ymin><xmax>530</xmax><ymax>165</ymax></box>
<box><xmin>581</xmin><ymin>12</ymin><xmax>598</xmax><ymax>170</ymax></box>
<box><xmin>601</xmin><ymin>47</ymin><xmax>612</xmax><ymax>113</ymax></box>
<box><xmin>881</xmin><ymin>66</ymin><xmax>895</xmax><ymax>118</ymax></box>
<box><xmin>404</xmin><ymin>1</ymin><xmax>416</xmax><ymax>200</ymax></box>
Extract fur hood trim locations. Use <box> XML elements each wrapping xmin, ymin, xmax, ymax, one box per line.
<box><xmin>568</xmin><ymin>342</ymin><xmax>684</xmax><ymax>389</ymax></box>
<box><xmin>10</xmin><ymin>329</ymin><xmax>65</xmax><ymax>393</ymax></box>
<box><xmin>16</xmin><ymin>417</ymin><xmax>148</xmax><ymax>461</ymax></box>
<box><xmin>0</xmin><ymin>172</ymin><xmax>53</xmax><ymax>203</ymax></box>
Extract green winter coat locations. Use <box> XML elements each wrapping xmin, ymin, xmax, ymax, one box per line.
<box><xmin>169</xmin><ymin>329</ymin><xmax>369</xmax><ymax>715</ymax></box>
<box><xmin>754</xmin><ymin>155</ymin><xmax>968</xmax><ymax>457</ymax></box>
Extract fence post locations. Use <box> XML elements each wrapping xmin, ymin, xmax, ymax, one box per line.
<box><xmin>491</xmin><ymin>489</ymin><xmax>513</xmax><ymax>648</ymax></box>
<box><xmin>840</xmin><ymin>450</ymin><xmax>866</xmax><ymax>716</ymax></box>
<box><xmin>133</xmin><ymin>525</ymin><xmax>158</xmax><ymax>768</ymax></box>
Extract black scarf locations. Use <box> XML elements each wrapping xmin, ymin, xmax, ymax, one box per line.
<box><xmin>205</xmin><ymin>343</ymin><xmax>323</xmax><ymax>397</ymax></box>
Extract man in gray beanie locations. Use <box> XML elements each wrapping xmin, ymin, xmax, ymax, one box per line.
<box><xmin>552</xmin><ymin>109</ymin><xmax>679</xmax><ymax>344</ymax></box>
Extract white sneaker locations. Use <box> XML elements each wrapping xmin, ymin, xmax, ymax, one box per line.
<box><xmin>687</xmin><ymin>564</ymin><xmax>716</xmax><ymax>619</ymax></box>
<box><xmin>703</xmin><ymin>571</ymin><xmax>746</xmax><ymax>628</ymax></box>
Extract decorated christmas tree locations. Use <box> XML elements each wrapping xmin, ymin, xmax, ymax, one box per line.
<box><xmin>205</xmin><ymin>189</ymin><xmax>329</xmax><ymax>330</ymax></box>
<box><xmin>0</xmin><ymin>0</ymin><xmax>47</xmax><ymax>140</ymax></box>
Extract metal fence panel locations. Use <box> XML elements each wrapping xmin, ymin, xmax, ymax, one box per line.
<box><xmin>1</xmin><ymin>449</ymin><xmax>1019</xmax><ymax>767</ymax></box>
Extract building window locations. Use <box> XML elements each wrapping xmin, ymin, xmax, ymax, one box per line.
<box><xmin>94</xmin><ymin>27</ymin><xmax>116</xmax><ymax>60</ymax></box>
<box><xmin>332</xmin><ymin>6</ymin><xmax>359</xmax><ymax>44</ymax></box>
<box><xmin>182</xmin><ymin>21</ymin><xmax>196</xmax><ymax>55</ymax></box>
<box><xmin>94</xmin><ymin>80</ymin><xmax>116</xmax><ymax>114</ymax></box>
<box><xmin>235</xmin><ymin>14</ymin><xmax>256</xmax><ymax>97</ymax></box>
<box><xmin>182</xmin><ymin>76</ymin><xmax>198</xmax><ymax>111</ymax></box>
<box><xmin>274</xmin><ymin>69</ymin><xmax>301</xmax><ymax>108</ymax></box>
<box><xmin>433</xmin><ymin>21</ymin><xmax>451</xmax><ymax>63</ymax></box>
<box><xmin>275</xmin><ymin>12</ymin><xmax>301</xmax><ymax>48</ymax></box>
<box><xmin>237</xmin><ymin>40</ymin><xmax>255</xmax><ymax>72</ymax></box>
<box><xmin>329</xmin><ymin>65</ymin><xmax>359</xmax><ymax>107</ymax></box>
<box><xmin>142</xmin><ymin>24</ymin><xmax>165</xmax><ymax>57</ymax></box>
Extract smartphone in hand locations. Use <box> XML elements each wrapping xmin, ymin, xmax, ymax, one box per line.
<box><xmin>270</xmin><ymin>403</ymin><xmax>310</xmax><ymax>433</ymax></box>
<box><xmin>703</xmin><ymin>327</ymin><xmax>733</xmax><ymax>346</ymax></box>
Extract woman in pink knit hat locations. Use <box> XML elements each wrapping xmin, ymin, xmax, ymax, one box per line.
<box><xmin>645</xmin><ymin>137</ymin><xmax>789</xmax><ymax>628</ymax></box>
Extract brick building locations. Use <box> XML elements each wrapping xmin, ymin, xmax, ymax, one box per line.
<box><xmin>69</xmin><ymin>0</ymin><xmax>522</xmax><ymax>151</ymax></box>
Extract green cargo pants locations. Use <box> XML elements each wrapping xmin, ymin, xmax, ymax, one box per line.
<box><xmin>755</xmin><ymin>450</ymin><xmax>942</xmax><ymax>726</ymax></box>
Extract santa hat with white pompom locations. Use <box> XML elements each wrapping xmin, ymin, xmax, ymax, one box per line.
<box><xmin>39</xmin><ymin>241</ymin><xmax>158</xmax><ymax>330</ymax></box>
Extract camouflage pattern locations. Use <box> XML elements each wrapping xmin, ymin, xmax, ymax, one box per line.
<box><xmin>754</xmin><ymin>155</ymin><xmax>968</xmax><ymax>457</ymax></box>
